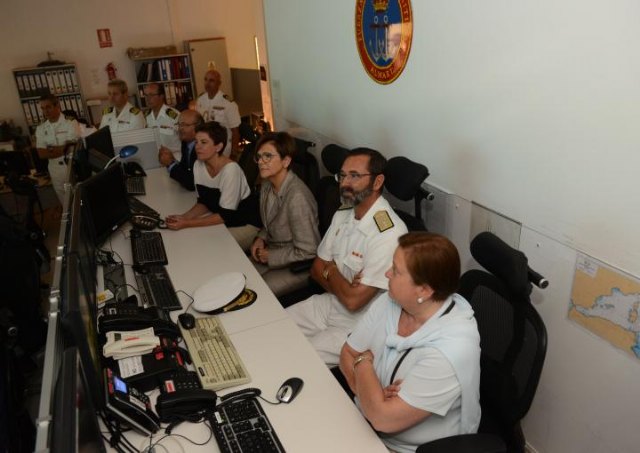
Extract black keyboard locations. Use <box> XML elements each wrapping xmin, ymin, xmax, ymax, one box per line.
<box><xmin>128</xmin><ymin>196</ymin><xmax>160</xmax><ymax>218</ymax></box>
<box><xmin>126</xmin><ymin>176</ymin><xmax>146</xmax><ymax>195</ymax></box>
<box><xmin>131</xmin><ymin>231</ymin><xmax>168</xmax><ymax>266</ymax></box>
<box><xmin>134</xmin><ymin>265</ymin><xmax>181</xmax><ymax>311</ymax></box>
<box><xmin>210</xmin><ymin>398</ymin><xmax>285</xmax><ymax>453</ymax></box>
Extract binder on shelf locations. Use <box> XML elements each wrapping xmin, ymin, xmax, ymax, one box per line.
<box><xmin>16</xmin><ymin>75</ymin><xmax>26</xmax><ymax>97</ymax></box>
<box><xmin>34</xmin><ymin>73</ymin><xmax>44</xmax><ymax>96</ymax></box>
<box><xmin>28</xmin><ymin>100</ymin><xmax>40</xmax><ymax>124</ymax></box>
<box><xmin>57</xmin><ymin>69</ymin><xmax>66</xmax><ymax>93</ymax></box>
<box><xmin>45</xmin><ymin>71</ymin><xmax>55</xmax><ymax>93</ymax></box>
<box><xmin>52</xmin><ymin>71</ymin><xmax>62</xmax><ymax>94</ymax></box>
<box><xmin>22</xmin><ymin>102</ymin><xmax>33</xmax><ymax>125</ymax></box>
<box><xmin>69</xmin><ymin>67</ymin><xmax>79</xmax><ymax>92</ymax></box>
<box><xmin>27</xmin><ymin>74</ymin><xmax>37</xmax><ymax>97</ymax></box>
<box><xmin>64</xmin><ymin>69</ymin><xmax>73</xmax><ymax>93</ymax></box>
<box><xmin>70</xmin><ymin>95</ymin><xmax>80</xmax><ymax>116</ymax></box>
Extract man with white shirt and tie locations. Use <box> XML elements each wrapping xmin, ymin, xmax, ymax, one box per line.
<box><xmin>144</xmin><ymin>83</ymin><xmax>181</xmax><ymax>155</ymax></box>
<box><xmin>158</xmin><ymin>109</ymin><xmax>203</xmax><ymax>191</ymax></box>
<box><xmin>195</xmin><ymin>69</ymin><xmax>241</xmax><ymax>158</ymax></box>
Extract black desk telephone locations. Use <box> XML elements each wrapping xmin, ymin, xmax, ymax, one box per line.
<box><xmin>105</xmin><ymin>368</ymin><xmax>159</xmax><ymax>435</ymax></box>
<box><xmin>123</xmin><ymin>161</ymin><xmax>146</xmax><ymax>177</ymax></box>
<box><xmin>156</xmin><ymin>370</ymin><xmax>217</xmax><ymax>423</ymax></box>
<box><xmin>130</xmin><ymin>215</ymin><xmax>167</xmax><ymax>230</ymax></box>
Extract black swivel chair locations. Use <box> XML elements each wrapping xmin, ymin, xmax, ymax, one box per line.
<box><xmin>290</xmin><ymin>138</ymin><xmax>320</xmax><ymax>196</ymax></box>
<box><xmin>384</xmin><ymin>156</ymin><xmax>432</xmax><ymax>231</ymax></box>
<box><xmin>317</xmin><ymin>144</ymin><xmax>349</xmax><ymax>235</ymax></box>
<box><xmin>418</xmin><ymin>232</ymin><xmax>548</xmax><ymax>453</ymax></box>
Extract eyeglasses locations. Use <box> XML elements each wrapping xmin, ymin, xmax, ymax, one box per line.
<box><xmin>254</xmin><ymin>152</ymin><xmax>278</xmax><ymax>163</ymax></box>
<box><xmin>335</xmin><ymin>172</ymin><xmax>377</xmax><ymax>183</ymax></box>
<box><xmin>178</xmin><ymin>122</ymin><xmax>197</xmax><ymax>128</ymax></box>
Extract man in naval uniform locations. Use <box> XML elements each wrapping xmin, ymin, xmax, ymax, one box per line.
<box><xmin>35</xmin><ymin>94</ymin><xmax>80</xmax><ymax>202</ymax></box>
<box><xmin>195</xmin><ymin>69</ymin><xmax>241</xmax><ymax>158</ymax></box>
<box><xmin>286</xmin><ymin>148</ymin><xmax>408</xmax><ymax>366</ymax></box>
<box><xmin>99</xmin><ymin>79</ymin><xmax>145</xmax><ymax>132</ymax></box>
<box><xmin>143</xmin><ymin>83</ymin><xmax>181</xmax><ymax>155</ymax></box>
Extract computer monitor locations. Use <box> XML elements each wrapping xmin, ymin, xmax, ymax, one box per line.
<box><xmin>84</xmin><ymin>125</ymin><xmax>114</xmax><ymax>171</ymax></box>
<box><xmin>78</xmin><ymin>163</ymin><xmax>130</xmax><ymax>246</ymax></box>
<box><xmin>61</xmin><ymin>253</ymin><xmax>104</xmax><ymax>410</ymax></box>
<box><xmin>111</xmin><ymin>128</ymin><xmax>162</xmax><ymax>171</ymax></box>
<box><xmin>51</xmin><ymin>346</ymin><xmax>105</xmax><ymax>453</ymax></box>
<box><xmin>0</xmin><ymin>150</ymin><xmax>31</xmax><ymax>177</ymax></box>
<box><xmin>68</xmin><ymin>186</ymin><xmax>97</xmax><ymax>292</ymax></box>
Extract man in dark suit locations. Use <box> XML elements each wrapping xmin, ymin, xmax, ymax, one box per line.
<box><xmin>158</xmin><ymin>109</ymin><xmax>204</xmax><ymax>190</ymax></box>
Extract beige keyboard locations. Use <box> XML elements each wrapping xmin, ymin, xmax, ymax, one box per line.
<box><xmin>180</xmin><ymin>316</ymin><xmax>251</xmax><ymax>390</ymax></box>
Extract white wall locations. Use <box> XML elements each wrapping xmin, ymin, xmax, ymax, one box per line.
<box><xmin>263</xmin><ymin>1</ymin><xmax>640</xmax><ymax>452</ymax></box>
<box><xmin>0</xmin><ymin>0</ymin><xmax>263</xmax><ymax>132</ymax></box>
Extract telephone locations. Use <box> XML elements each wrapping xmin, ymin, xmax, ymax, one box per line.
<box><xmin>103</xmin><ymin>327</ymin><xmax>160</xmax><ymax>359</ymax></box>
<box><xmin>123</xmin><ymin>161</ymin><xmax>146</xmax><ymax>177</ymax></box>
<box><xmin>98</xmin><ymin>312</ymin><xmax>180</xmax><ymax>339</ymax></box>
<box><xmin>218</xmin><ymin>387</ymin><xmax>262</xmax><ymax>407</ymax></box>
<box><xmin>104</xmin><ymin>368</ymin><xmax>159</xmax><ymax>435</ymax></box>
<box><xmin>130</xmin><ymin>215</ymin><xmax>167</xmax><ymax>230</ymax></box>
<box><xmin>156</xmin><ymin>371</ymin><xmax>217</xmax><ymax>423</ymax></box>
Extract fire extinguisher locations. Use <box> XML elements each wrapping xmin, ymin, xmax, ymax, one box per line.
<box><xmin>105</xmin><ymin>62</ymin><xmax>117</xmax><ymax>80</ymax></box>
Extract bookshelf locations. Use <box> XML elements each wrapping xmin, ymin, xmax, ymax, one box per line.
<box><xmin>12</xmin><ymin>63</ymin><xmax>88</xmax><ymax>134</ymax></box>
<box><xmin>132</xmin><ymin>53</ymin><xmax>195</xmax><ymax>110</ymax></box>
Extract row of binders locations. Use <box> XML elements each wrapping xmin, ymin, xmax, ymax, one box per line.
<box><xmin>15</xmin><ymin>67</ymin><xmax>80</xmax><ymax>98</ymax></box>
<box><xmin>138</xmin><ymin>82</ymin><xmax>192</xmax><ymax>108</ymax></box>
<box><xmin>136</xmin><ymin>56</ymin><xmax>191</xmax><ymax>83</ymax></box>
<box><xmin>22</xmin><ymin>94</ymin><xmax>85</xmax><ymax>126</ymax></box>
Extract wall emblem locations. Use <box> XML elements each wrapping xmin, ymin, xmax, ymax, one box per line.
<box><xmin>355</xmin><ymin>0</ymin><xmax>413</xmax><ymax>84</ymax></box>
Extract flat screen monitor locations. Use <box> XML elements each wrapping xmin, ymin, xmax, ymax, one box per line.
<box><xmin>68</xmin><ymin>186</ymin><xmax>98</xmax><ymax>292</ymax></box>
<box><xmin>61</xmin><ymin>253</ymin><xmax>104</xmax><ymax>410</ymax></box>
<box><xmin>84</xmin><ymin>126</ymin><xmax>114</xmax><ymax>171</ymax></box>
<box><xmin>51</xmin><ymin>346</ymin><xmax>105</xmax><ymax>453</ymax></box>
<box><xmin>111</xmin><ymin>128</ymin><xmax>162</xmax><ymax>171</ymax></box>
<box><xmin>0</xmin><ymin>150</ymin><xmax>31</xmax><ymax>176</ymax></box>
<box><xmin>78</xmin><ymin>163</ymin><xmax>130</xmax><ymax>246</ymax></box>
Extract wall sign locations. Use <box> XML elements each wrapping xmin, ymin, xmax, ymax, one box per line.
<box><xmin>97</xmin><ymin>29</ymin><xmax>113</xmax><ymax>48</ymax></box>
<box><xmin>355</xmin><ymin>0</ymin><xmax>413</xmax><ymax>84</ymax></box>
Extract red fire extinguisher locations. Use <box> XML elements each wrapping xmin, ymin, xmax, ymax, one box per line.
<box><xmin>105</xmin><ymin>62</ymin><xmax>117</xmax><ymax>80</ymax></box>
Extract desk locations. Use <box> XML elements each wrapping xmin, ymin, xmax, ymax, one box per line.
<box><xmin>105</xmin><ymin>168</ymin><xmax>387</xmax><ymax>452</ymax></box>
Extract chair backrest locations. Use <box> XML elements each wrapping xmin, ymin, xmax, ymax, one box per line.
<box><xmin>458</xmin><ymin>232</ymin><xmax>547</xmax><ymax>448</ymax></box>
<box><xmin>316</xmin><ymin>144</ymin><xmax>348</xmax><ymax>235</ymax></box>
<box><xmin>384</xmin><ymin>156</ymin><xmax>430</xmax><ymax>231</ymax></box>
<box><xmin>290</xmin><ymin>138</ymin><xmax>320</xmax><ymax>196</ymax></box>
<box><xmin>237</xmin><ymin>141</ymin><xmax>260</xmax><ymax>192</ymax></box>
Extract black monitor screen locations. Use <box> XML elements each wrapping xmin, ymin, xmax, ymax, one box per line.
<box><xmin>51</xmin><ymin>347</ymin><xmax>105</xmax><ymax>453</ymax></box>
<box><xmin>85</xmin><ymin>126</ymin><xmax>114</xmax><ymax>171</ymax></box>
<box><xmin>0</xmin><ymin>150</ymin><xmax>31</xmax><ymax>177</ymax></box>
<box><xmin>79</xmin><ymin>163</ymin><xmax>130</xmax><ymax>246</ymax></box>
<box><xmin>61</xmin><ymin>254</ymin><xmax>103</xmax><ymax>410</ymax></box>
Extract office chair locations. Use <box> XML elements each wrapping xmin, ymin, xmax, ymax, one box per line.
<box><xmin>418</xmin><ymin>232</ymin><xmax>548</xmax><ymax>453</ymax></box>
<box><xmin>290</xmin><ymin>138</ymin><xmax>320</xmax><ymax>196</ymax></box>
<box><xmin>237</xmin><ymin>141</ymin><xmax>260</xmax><ymax>191</ymax></box>
<box><xmin>317</xmin><ymin>144</ymin><xmax>348</xmax><ymax>235</ymax></box>
<box><xmin>384</xmin><ymin>156</ymin><xmax>432</xmax><ymax>231</ymax></box>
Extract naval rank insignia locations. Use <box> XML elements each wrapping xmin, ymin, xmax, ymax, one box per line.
<box><xmin>355</xmin><ymin>0</ymin><xmax>413</xmax><ymax>84</ymax></box>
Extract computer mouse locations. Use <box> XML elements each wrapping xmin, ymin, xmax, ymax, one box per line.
<box><xmin>276</xmin><ymin>377</ymin><xmax>303</xmax><ymax>404</ymax></box>
<box><xmin>178</xmin><ymin>313</ymin><xmax>196</xmax><ymax>330</ymax></box>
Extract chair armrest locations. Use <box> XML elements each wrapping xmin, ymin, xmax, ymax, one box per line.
<box><xmin>417</xmin><ymin>433</ymin><xmax>506</xmax><ymax>453</ymax></box>
<box><xmin>289</xmin><ymin>259</ymin><xmax>314</xmax><ymax>273</ymax></box>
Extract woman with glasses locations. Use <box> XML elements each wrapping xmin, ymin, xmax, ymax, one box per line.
<box><xmin>165</xmin><ymin>121</ymin><xmax>261</xmax><ymax>250</ymax></box>
<box><xmin>339</xmin><ymin>232</ymin><xmax>481</xmax><ymax>452</ymax></box>
<box><xmin>250</xmin><ymin>132</ymin><xmax>320</xmax><ymax>296</ymax></box>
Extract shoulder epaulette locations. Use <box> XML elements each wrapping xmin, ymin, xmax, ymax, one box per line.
<box><xmin>145</xmin><ymin>109</ymin><xmax>153</xmax><ymax>117</ymax></box>
<box><xmin>130</xmin><ymin>106</ymin><xmax>141</xmax><ymax>115</ymax></box>
<box><xmin>102</xmin><ymin>106</ymin><xmax>113</xmax><ymax>114</ymax></box>
<box><xmin>166</xmin><ymin>108</ymin><xmax>178</xmax><ymax>119</ymax></box>
<box><xmin>64</xmin><ymin>115</ymin><xmax>76</xmax><ymax>121</ymax></box>
<box><xmin>373</xmin><ymin>210</ymin><xmax>394</xmax><ymax>232</ymax></box>
<box><xmin>337</xmin><ymin>204</ymin><xmax>353</xmax><ymax>211</ymax></box>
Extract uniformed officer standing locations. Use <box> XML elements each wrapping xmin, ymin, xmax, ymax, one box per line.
<box><xmin>35</xmin><ymin>94</ymin><xmax>80</xmax><ymax>202</ymax></box>
<box><xmin>286</xmin><ymin>148</ymin><xmax>408</xmax><ymax>366</ymax></box>
<box><xmin>195</xmin><ymin>70</ymin><xmax>241</xmax><ymax>158</ymax></box>
<box><xmin>143</xmin><ymin>83</ymin><xmax>181</xmax><ymax>157</ymax></box>
<box><xmin>99</xmin><ymin>79</ymin><xmax>145</xmax><ymax>133</ymax></box>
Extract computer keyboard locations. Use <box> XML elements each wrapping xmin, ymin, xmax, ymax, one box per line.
<box><xmin>128</xmin><ymin>196</ymin><xmax>160</xmax><ymax>218</ymax></box>
<box><xmin>130</xmin><ymin>231</ymin><xmax>168</xmax><ymax>266</ymax></box>
<box><xmin>126</xmin><ymin>176</ymin><xmax>146</xmax><ymax>195</ymax></box>
<box><xmin>179</xmin><ymin>316</ymin><xmax>251</xmax><ymax>391</ymax></box>
<box><xmin>209</xmin><ymin>398</ymin><xmax>285</xmax><ymax>453</ymax></box>
<box><xmin>134</xmin><ymin>265</ymin><xmax>181</xmax><ymax>311</ymax></box>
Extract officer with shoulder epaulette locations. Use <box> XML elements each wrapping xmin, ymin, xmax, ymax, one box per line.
<box><xmin>143</xmin><ymin>82</ymin><xmax>181</xmax><ymax>156</ymax></box>
<box><xmin>195</xmin><ymin>69</ymin><xmax>241</xmax><ymax>158</ymax></box>
<box><xmin>99</xmin><ymin>79</ymin><xmax>146</xmax><ymax>132</ymax></box>
<box><xmin>35</xmin><ymin>93</ymin><xmax>80</xmax><ymax>202</ymax></box>
<box><xmin>286</xmin><ymin>148</ymin><xmax>408</xmax><ymax>366</ymax></box>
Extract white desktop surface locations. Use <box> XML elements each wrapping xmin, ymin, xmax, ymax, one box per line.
<box><xmin>104</xmin><ymin>169</ymin><xmax>387</xmax><ymax>452</ymax></box>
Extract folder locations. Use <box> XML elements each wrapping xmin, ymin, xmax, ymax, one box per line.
<box><xmin>28</xmin><ymin>100</ymin><xmax>40</xmax><ymax>124</ymax></box>
<box><xmin>40</xmin><ymin>73</ymin><xmax>49</xmax><ymax>95</ymax></box>
<box><xmin>52</xmin><ymin>71</ymin><xmax>62</xmax><ymax>94</ymax></box>
<box><xmin>70</xmin><ymin>95</ymin><xmax>80</xmax><ymax>116</ymax></box>
<box><xmin>22</xmin><ymin>102</ymin><xmax>33</xmax><ymax>125</ymax></box>
<box><xmin>45</xmin><ymin>71</ymin><xmax>55</xmax><ymax>93</ymax></box>
<box><xmin>57</xmin><ymin>69</ymin><xmax>66</xmax><ymax>93</ymax></box>
<box><xmin>69</xmin><ymin>67</ymin><xmax>79</xmax><ymax>92</ymax></box>
<box><xmin>64</xmin><ymin>69</ymin><xmax>73</xmax><ymax>93</ymax></box>
<box><xmin>15</xmin><ymin>74</ymin><xmax>26</xmax><ymax>97</ymax></box>
<box><xmin>34</xmin><ymin>73</ymin><xmax>43</xmax><ymax>96</ymax></box>
<box><xmin>75</xmin><ymin>95</ymin><xmax>83</xmax><ymax>118</ymax></box>
<box><xmin>27</xmin><ymin>74</ymin><xmax>37</xmax><ymax>97</ymax></box>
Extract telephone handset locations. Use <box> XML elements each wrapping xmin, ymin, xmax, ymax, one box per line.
<box><xmin>103</xmin><ymin>327</ymin><xmax>160</xmax><ymax>359</ymax></box>
<box><xmin>104</xmin><ymin>368</ymin><xmax>159</xmax><ymax>435</ymax></box>
<box><xmin>218</xmin><ymin>387</ymin><xmax>262</xmax><ymax>407</ymax></box>
<box><xmin>99</xmin><ymin>313</ymin><xmax>180</xmax><ymax>339</ymax></box>
<box><xmin>155</xmin><ymin>370</ymin><xmax>217</xmax><ymax>423</ymax></box>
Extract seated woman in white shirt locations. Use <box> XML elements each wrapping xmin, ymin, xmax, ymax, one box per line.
<box><xmin>339</xmin><ymin>232</ymin><xmax>481</xmax><ymax>453</ymax></box>
<box><xmin>165</xmin><ymin>121</ymin><xmax>260</xmax><ymax>250</ymax></box>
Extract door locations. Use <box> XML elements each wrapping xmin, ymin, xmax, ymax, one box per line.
<box><xmin>186</xmin><ymin>38</ymin><xmax>233</xmax><ymax>99</ymax></box>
